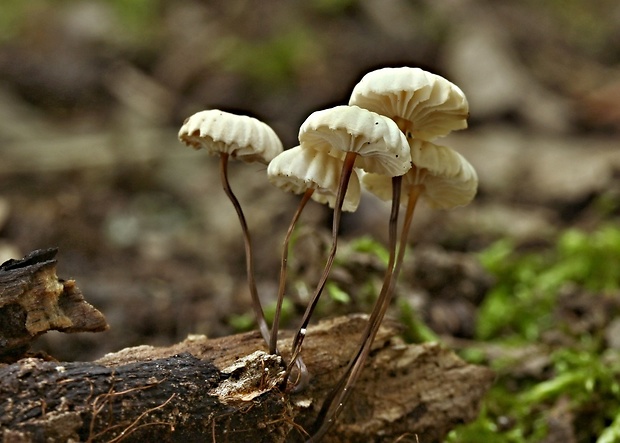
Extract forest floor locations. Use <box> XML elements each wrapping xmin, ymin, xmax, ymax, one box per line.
<box><xmin>1</xmin><ymin>1</ymin><xmax>619</xmax><ymax>441</ymax></box>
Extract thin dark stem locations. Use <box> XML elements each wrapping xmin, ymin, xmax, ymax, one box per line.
<box><xmin>309</xmin><ymin>182</ymin><xmax>422</xmax><ymax>442</ymax></box>
<box><xmin>270</xmin><ymin>188</ymin><xmax>314</xmax><ymax>355</ymax></box>
<box><xmin>219</xmin><ymin>153</ymin><xmax>270</xmax><ymax>346</ymax></box>
<box><xmin>286</xmin><ymin>151</ymin><xmax>358</xmax><ymax>377</ymax></box>
<box><xmin>391</xmin><ymin>185</ymin><xmax>421</xmax><ymax>292</ymax></box>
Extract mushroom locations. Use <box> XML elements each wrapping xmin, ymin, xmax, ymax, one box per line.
<box><xmin>346</xmin><ymin>67</ymin><xmax>471</xmax><ymax>293</ymax></box>
<box><xmin>178</xmin><ymin>109</ymin><xmax>283</xmax><ymax>346</ymax></box>
<box><xmin>348</xmin><ymin>66</ymin><xmax>469</xmax><ymax>141</ymax></box>
<box><xmin>267</xmin><ymin>145</ymin><xmax>361</xmax><ymax>356</ymax></box>
<box><xmin>310</xmin><ymin>69</ymin><xmax>476</xmax><ymax>440</ymax></box>
<box><xmin>346</xmin><ymin>67</ymin><xmax>471</xmax><ymax>291</ymax></box>
<box><xmin>359</xmin><ymin>139</ymin><xmax>478</xmax><ymax>351</ymax></box>
<box><xmin>284</xmin><ymin>105</ymin><xmax>411</xmax><ymax>381</ymax></box>
<box><xmin>267</xmin><ymin>145</ymin><xmax>362</xmax><ymax>213</ymax></box>
<box><xmin>362</xmin><ymin>138</ymin><xmax>478</xmax><ymax>209</ymax></box>
<box><xmin>266</xmin><ymin>146</ymin><xmax>363</xmax><ymax>389</ymax></box>
<box><xmin>355</xmin><ymin>139</ymin><xmax>478</xmax><ymax>389</ymax></box>
<box><xmin>298</xmin><ymin>105</ymin><xmax>412</xmax><ymax>177</ymax></box>
<box><xmin>179</xmin><ymin>110</ymin><xmax>282</xmax><ymax>162</ymax></box>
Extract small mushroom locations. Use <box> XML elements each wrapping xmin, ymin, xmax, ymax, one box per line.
<box><xmin>178</xmin><ymin>109</ymin><xmax>283</xmax><ymax>347</ymax></box>
<box><xmin>345</xmin><ymin>67</ymin><xmax>471</xmax><ymax>289</ymax></box>
<box><xmin>179</xmin><ymin>109</ymin><xmax>282</xmax><ymax>163</ymax></box>
<box><xmin>362</xmin><ymin>139</ymin><xmax>478</xmax><ymax>209</ymax></box>
<box><xmin>267</xmin><ymin>146</ymin><xmax>361</xmax><ymax>356</ymax></box>
<box><xmin>347</xmin><ymin>67</ymin><xmax>470</xmax><ymax>269</ymax></box>
<box><xmin>349</xmin><ymin>66</ymin><xmax>469</xmax><ymax>141</ymax></box>
<box><xmin>298</xmin><ymin>104</ymin><xmax>412</xmax><ymax>177</ymax></box>
<box><xmin>356</xmin><ymin>140</ymin><xmax>478</xmax><ymax>390</ymax></box>
<box><xmin>267</xmin><ymin>145</ymin><xmax>362</xmax><ymax>213</ymax></box>
<box><xmin>285</xmin><ymin>105</ymin><xmax>411</xmax><ymax>384</ymax></box>
<box><xmin>267</xmin><ymin>147</ymin><xmax>364</xmax><ymax>389</ymax></box>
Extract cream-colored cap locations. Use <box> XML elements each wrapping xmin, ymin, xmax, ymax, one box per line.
<box><xmin>362</xmin><ymin>139</ymin><xmax>477</xmax><ymax>209</ymax></box>
<box><xmin>298</xmin><ymin>105</ymin><xmax>411</xmax><ymax>177</ymax></box>
<box><xmin>268</xmin><ymin>146</ymin><xmax>361</xmax><ymax>212</ymax></box>
<box><xmin>179</xmin><ymin>109</ymin><xmax>283</xmax><ymax>164</ymax></box>
<box><xmin>349</xmin><ymin>67</ymin><xmax>469</xmax><ymax>141</ymax></box>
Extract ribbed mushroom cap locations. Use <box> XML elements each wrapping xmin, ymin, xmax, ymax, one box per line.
<box><xmin>362</xmin><ymin>139</ymin><xmax>478</xmax><ymax>209</ymax></box>
<box><xmin>349</xmin><ymin>67</ymin><xmax>469</xmax><ymax>141</ymax></box>
<box><xmin>268</xmin><ymin>146</ymin><xmax>361</xmax><ymax>212</ymax></box>
<box><xmin>178</xmin><ymin>109</ymin><xmax>283</xmax><ymax>164</ymax></box>
<box><xmin>298</xmin><ymin>105</ymin><xmax>411</xmax><ymax>177</ymax></box>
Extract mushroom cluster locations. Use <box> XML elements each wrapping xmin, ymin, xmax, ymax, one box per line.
<box><xmin>178</xmin><ymin>67</ymin><xmax>477</xmax><ymax>441</ymax></box>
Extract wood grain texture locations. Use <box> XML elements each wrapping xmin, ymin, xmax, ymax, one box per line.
<box><xmin>0</xmin><ymin>249</ymin><xmax>108</xmax><ymax>363</ymax></box>
<box><xmin>1</xmin><ymin>314</ymin><xmax>494</xmax><ymax>442</ymax></box>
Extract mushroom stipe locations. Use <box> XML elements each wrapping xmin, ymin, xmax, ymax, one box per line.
<box><xmin>285</xmin><ymin>151</ymin><xmax>359</xmax><ymax>383</ymax></box>
<box><xmin>219</xmin><ymin>153</ymin><xmax>271</xmax><ymax>345</ymax></box>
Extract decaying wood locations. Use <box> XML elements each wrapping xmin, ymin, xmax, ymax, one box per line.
<box><xmin>0</xmin><ymin>249</ymin><xmax>494</xmax><ymax>442</ymax></box>
<box><xmin>0</xmin><ymin>248</ymin><xmax>108</xmax><ymax>363</ymax></box>
<box><xmin>1</xmin><ymin>314</ymin><xmax>494</xmax><ymax>443</ymax></box>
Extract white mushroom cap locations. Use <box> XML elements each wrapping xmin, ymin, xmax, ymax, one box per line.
<box><xmin>178</xmin><ymin>109</ymin><xmax>283</xmax><ymax>164</ymax></box>
<box><xmin>298</xmin><ymin>105</ymin><xmax>411</xmax><ymax>177</ymax></box>
<box><xmin>267</xmin><ymin>146</ymin><xmax>361</xmax><ymax>212</ymax></box>
<box><xmin>362</xmin><ymin>139</ymin><xmax>478</xmax><ymax>209</ymax></box>
<box><xmin>349</xmin><ymin>67</ymin><xmax>469</xmax><ymax>141</ymax></box>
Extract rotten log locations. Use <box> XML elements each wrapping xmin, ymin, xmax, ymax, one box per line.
<box><xmin>0</xmin><ymin>250</ymin><xmax>493</xmax><ymax>441</ymax></box>
<box><xmin>1</xmin><ymin>314</ymin><xmax>493</xmax><ymax>442</ymax></box>
<box><xmin>0</xmin><ymin>248</ymin><xmax>108</xmax><ymax>363</ymax></box>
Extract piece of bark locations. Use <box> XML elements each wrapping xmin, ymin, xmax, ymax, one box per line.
<box><xmin>0</xmin><ymin>314</ymin><xmax>494</xmax><ymax>442</ymax></box>
<box><xmin>0</xmin><ymin>248</ymin><xmax>109</xmax><ymax>362</ymax></box>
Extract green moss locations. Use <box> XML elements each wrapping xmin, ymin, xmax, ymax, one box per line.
<box><xmin>326</xmin><ymin>281</ymin><xmax>351</xmax><ymax>304</ymax></box>
<box><xmin>348</xmin><ymin>235</ymin><xmax>390</xmax><ymax>266</ymax></box>
<box><xmin>451</xmin><ymin>225</ymin><xmax>620</xmax><ymax>442</ymax></box>
<box><xmin>228</xmin><ymin>312</ymin><xmax>255</xmax><ymax>333</ymax></box>
<box><xmin>397</xmin><ymin>298</ymin><xmax>439</xmax><ymax>344</ymax></box>
<box><xmin>476</xmin><ymin>225</ymin><xmax>620</xmax><ymax>342</ymax></box>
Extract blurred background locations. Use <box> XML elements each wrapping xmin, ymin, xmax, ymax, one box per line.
<box><xmin>1</xmin><ymin>0</ymin><xmax>619</xmax><ymax>363</ymax></box>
